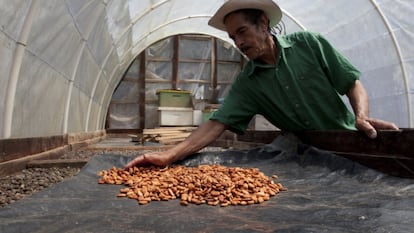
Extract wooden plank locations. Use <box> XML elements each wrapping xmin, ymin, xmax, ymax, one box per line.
<box><xmin>0</xmin><ymin>135</ymin><xmax>68</xmax><ymax>162</ymax></box>
<box><xmin>0</xmin><ymin>146</ymin><xmax>69</xmax><ymax>177</ymax></box>
<box><xmin>139</xmin><ymin>52</ymin><xmax>146</xmax><ymax>129</ymax></box>
<box><xmin>297</xmin><ymin>129</ymin><xmax>414</xmax><ymax>158</ymax></box>
<box><xmin>158</xmin><ymin>138</ymin><xmax>187</xmax><ymax>145</ymax></box>
<box><xmin>333</xmin><ymin>151</ymin><xmax>414</xmax><ymax>178</ymax></box>
<box><xmin>83</xmin><ymin>145</ymin><xmax>174</xmax><ymax>151</ymax></box>
<box><xmin>155</xmin><ymin>132</ymin><xmax>191</xmax><ymax>140</ymax></box>
<box><xmin>296</xmin><ymin>129</ymin><xmax>414</xmax><ymax>179</ymax></box>
<box><xmin>26</xmin><ymin>159</ymin><xmax>89</xmax><ymax>169</ymax></box>
<box><xmin>143</xmin><ymin>127</ymin><xmax>195</xmax><ymax>134</ymax></box>
<box><xmin>237</xmin><ymin>129</ymin><xmax>414</xmax><ymax>158</ymax></box>
<box><xmin>237</xmin><ymin>130</ymin><xmax>282</xmax><ymax>144</ymax></box>
<box><xmin>235</xmin><ymin>129</ymin><xmax>414</xmax><ymax>178</ymax></box>
<box><xmin>141</xmin><ymin>127</ymin><xmax>196</xmax><ymax>145</ymax></box>
<box><xmin>144</xmin><ymin>130</ymin><xmax>188</xmax><ymax>135</ymax></box>
<box><xmin>106</xmin><ymin>129</ymin><xmax>143</xmax><ymax>135</ymax></box>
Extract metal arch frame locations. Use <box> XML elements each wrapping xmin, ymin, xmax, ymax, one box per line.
<box><xmin>280</xmin><ymin>9</ymin><xmax>307</xmax><ymax>31</ymax></box>
<box><xmin>2</xmin><ymin>0</ymin><xmax>40</xmax><ymax>138</ymax></box>
<box><xmin>369</xmin><ymin>0</ymin><xmax>412</xmax><ymax>127</ymax></box>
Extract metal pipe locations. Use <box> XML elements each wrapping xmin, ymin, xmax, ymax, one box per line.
<box><xmin>3</xmin><ymin>0</ymin><xmax>39</xmax><ymax>138</ymax></box>
<box><xmin>85</xmin><ymin>46</ymin><xmax>115</xmax><ymax>132</ymax></box>
<box><xmin>370</xmin><ymin>0</ymin><xmax>412</xmax><ymax>127</ymax></box>
<box><xmin>63</xmin><ymin>41</ymin><xmax>86</xmax><ymax>134</ymax></box>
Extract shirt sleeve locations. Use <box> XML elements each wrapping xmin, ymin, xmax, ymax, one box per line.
<box><xmin>309</xmin><ymin>32</ymin><xmax>360</xmax><ymax>95</ymax></box>
<box><xmin>209</xmin><ymin>75</ymin><xmax>257</xmax><ymax>135</ymax></box>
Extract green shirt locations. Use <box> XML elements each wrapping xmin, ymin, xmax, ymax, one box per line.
<box><xmin>211</xmin><ymin>31</ymin><xmax>360</xmax><ymax>134</ymax></box>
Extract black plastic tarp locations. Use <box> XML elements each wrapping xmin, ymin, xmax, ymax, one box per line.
<box><xmin>0</xmin><ymin>134</ymin><xmax>413</xmax><ymax>233</ymax></box>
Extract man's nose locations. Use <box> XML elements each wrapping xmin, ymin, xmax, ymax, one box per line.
<box><xmin>235</xmin><ymin>38</ymin><xmax>244</xmax><ymax>49</ymax></box>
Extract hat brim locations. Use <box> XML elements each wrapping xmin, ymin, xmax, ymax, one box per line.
<box><xmin>208</xmin><ymin>0</ymin><xmax>282</xmax><ymax>31</ymax></box>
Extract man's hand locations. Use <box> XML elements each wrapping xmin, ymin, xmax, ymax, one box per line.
<box><xmin>124</xmin><ymin>151</ymin><xmax>173</xmax><ymax>170</ymax></box>
<box><xmin>124</xmin><ymin>120</ymin><xmax>227</xmax><ymax>170</ymax></box>
<box><xmin>347</xmin><ymin>80</ymin><xmax>399</xmax><ymax>138</ymax></box>
<box><xmin>355</xmin><ymin>117</ymin><xmax>399</xmax><ymax>139</ymax></box>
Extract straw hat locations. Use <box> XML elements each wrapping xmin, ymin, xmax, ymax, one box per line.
<box><xmin>208</xmin><ymin>0</ymin><xmax>282</xmax><ymax>31</ymax></box>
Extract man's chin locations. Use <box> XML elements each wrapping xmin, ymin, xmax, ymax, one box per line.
<box><xmin>245</xmin><ymin>53</ymin><xmax>258</xmax><ymax>60</ymax></box>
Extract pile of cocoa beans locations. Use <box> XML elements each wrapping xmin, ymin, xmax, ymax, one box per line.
<box><xmin>98</xmin><ymin>164</ymin><xmax>286</xmax><ymax>207</ymax></box>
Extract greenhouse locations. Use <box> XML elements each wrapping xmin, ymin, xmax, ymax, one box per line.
<box><xmin>0</xmin><ymin>1</ymin><xmax>413</xmax><ymax>232</ymax></box>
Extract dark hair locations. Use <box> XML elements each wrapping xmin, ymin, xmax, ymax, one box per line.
<box><xmin>224</xmin><ymin>8</ymin><xmax>270</xmax><ymax>31</ymax></box>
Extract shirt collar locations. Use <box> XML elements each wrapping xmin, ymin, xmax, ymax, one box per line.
<box><xmin>244</xmin><ymin>35</ymin><xmax>294</xmax><ymax>76</ymax></box>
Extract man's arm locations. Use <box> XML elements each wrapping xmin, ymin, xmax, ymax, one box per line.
<box><xmin>346</xmin><ymin>80</ymin><xmax>398</xmax><ymax>138</ymax></box>
<box><xmin>124</xmin><ymin>120</ymin><xmax>227</xmax><ymax>168</ymax></box>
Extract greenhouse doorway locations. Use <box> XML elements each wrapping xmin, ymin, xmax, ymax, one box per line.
<box><xmin>105</xmin><ymin>34</ymin><xmax>245</xmax><ymax>133</ymax></box>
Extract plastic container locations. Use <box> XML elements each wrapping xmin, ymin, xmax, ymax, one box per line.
<box><xmin>193</xmin><ymin>110</ymin><xmax>202</xmax><ymax>125</ymax></box>
<box><xmin>157</xmin><ymin>89</ymin><xmax>192</xmax><ymax>108</ymax></box>
<box><xmin>158</xmin><ymin>107</ymin><xmax>193</xmax><ymax>126</ymax></box>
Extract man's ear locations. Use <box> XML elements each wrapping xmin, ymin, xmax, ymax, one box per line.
<box><xmin>258</xmin><ymin>13</ymin><xmax>270</xmax><ymax>32</ymax></box>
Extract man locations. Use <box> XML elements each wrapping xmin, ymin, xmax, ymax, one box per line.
<box><xmin>125</xmin><ymin>0</ymin><xmax>398</xmax><ymax>169</ymax></box>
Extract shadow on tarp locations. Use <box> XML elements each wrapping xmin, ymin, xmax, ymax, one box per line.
<box><xmin>0</xmin><ymin>134</ymin><xmax>413</xmax><ymax>233</ymax></box>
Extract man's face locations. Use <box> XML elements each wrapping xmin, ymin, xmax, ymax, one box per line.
<box><xmin>224</xmin><ymin>12</ymin><xmax>268</xmax><ymax>60</ymax></box>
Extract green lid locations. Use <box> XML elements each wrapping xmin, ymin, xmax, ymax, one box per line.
<box><xmin>156</xmin><ymin>89</ymin><xmax>191</xmax><ymax>94</ymax></box>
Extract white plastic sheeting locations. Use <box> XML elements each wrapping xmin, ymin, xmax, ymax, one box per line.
<box><xmin>0</xmin><ymin>0</ymin><xmax>412</xmax><ymax>139</ymax></box>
